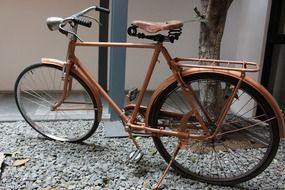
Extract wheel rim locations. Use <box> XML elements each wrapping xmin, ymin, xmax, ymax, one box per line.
<box><xmin>150</xmin><ymin>73</ymin><xmax>279</xmax><ymax>184</ymax></box>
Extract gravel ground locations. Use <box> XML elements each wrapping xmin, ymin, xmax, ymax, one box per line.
<box><xmin>0</xmin><ymin>121</ymin><xmax>284</xmax><ymax>190</ymax></box>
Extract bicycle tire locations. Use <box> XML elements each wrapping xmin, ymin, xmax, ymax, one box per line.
<box><xmin>148</xmin><ymin>72</ymin><xmax>280</xmax><ymax>185</ymax></box>
<box><xmin>15</xmin><ymin>63</ymin><xmax>99</xmax><ymax>142</ymax></box>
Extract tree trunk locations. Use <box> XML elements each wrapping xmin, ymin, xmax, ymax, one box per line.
<box><xmin>199</xmin><ymin>0</ymin><xmax>233</xmax><ymax>60</ymax></box>
<box><xmin>198</xmin><ymin>0</ymin><xmax>233</xmax><ymax>121</ymax></box>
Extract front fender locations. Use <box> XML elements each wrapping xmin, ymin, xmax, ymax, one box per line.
<box><xmin>41</xmin><ymin>58</ymin><xmax>66</xmax><ymax>66</ymax></box>
<box><xmin>145</xmin><ymin>68</ymin><xmax>285</xmax><ymax>138</ymax></box>
<box><xmin>41</xmin><ymin>58</ymin><xmax>103</xmax><ymax>122</ymax></box>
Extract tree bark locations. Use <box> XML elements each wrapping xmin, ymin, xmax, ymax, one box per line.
<box><xmin>198</xmin><ymin>0</ymin><xmax>233</xmax><ymax>121</ymax></box>
<box><xmin>199</xmin><ymin>0</ymin><xmax>233</xmax><ymax>60</ymax></box>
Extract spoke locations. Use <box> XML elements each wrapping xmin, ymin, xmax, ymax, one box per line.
<box><xmin>219</xmin><ymin>142</ymin><xmax>247</xmax><ymax>177</ymax></box>
<box><xmin>39</xmin><ymin>67</ymin><xmax>52</xmax><ymax>90</ymax></box>
<box><xmin>167</xmin><ymin>95</ymin><xmax>186</xmax><ymax>114</ymax></box>
<box><xmin>22</xmin><ymin>89</ymin><xmax>55</xmax><ymax>106</ymax></box>
<box><xmin>23</xmin><ymin>74</ymin><xmax>58</xmax><ymax>101</ymax></box>
<box><xmin>58</xmin><ymin>70</ymin><xmax>63</xmax><ymax>91</ymax></box>
<box><xmin>222</xmin><ymin>141</ymin><xmax>262</xmax><ymax>163</ymax></box>
<box><xmin>227</xmin><ymin>101</ymin><xmax>258</xmax><ymax>122</ymax></box>
<box><xmin>34</xmin><ymin>68</ymin><xmax>49</xmax><ymax>91</ymax></box>
<box><xmin>195</xmin><ymin>142</ymin><xmax>206</xmax><ymax>175</ymax></box>
<box><xmin>231</xmin><ymin>90</ymin><xmax>245</xmax><ymax>106</ymax></box>
<box><xmin>24</xmin><ymin>84</ymin><xmax>57</xmax><ymax>103</ymax></box>
<box><xmin>23</xmin><ymin>96</ymin><xmax>52</xmax><ymax>109</ymax></box>
<box><xmin>224</xmin><ymin>114</ymin><xmax>266</xmax><ymax>125</ymax></box>
<box><xmin>234</xmin><ymin>97</ymin><xmax>253</xmax><ymax>116</ymax></box>
<box><xmin>212</xmin><ymin>144</ymin><xmax>227</xmax><ymax>178</ymax></box>
<box><xmin>174</xmin><ymin>90</ymin><xmax>189</xmax><ymax>111</ymax></box>
<box><xmin>48</xmin><ymin>67</ymin><xmax>56</xmax><ymax>90</ymax></box>
<box><xmin>236</xmin><ymin>105</ymin><xmax>257</xmax><ymax>118</ymax></box>
<box><xmin>218</xmin><ymin>117</ymin><xmax>276</xmax><ymax>136</ymax></box>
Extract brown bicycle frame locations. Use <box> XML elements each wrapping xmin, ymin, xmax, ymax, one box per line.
<box><xmin>42</xmin><ymin>38</ymin><xmax>285</xmax><ymax>140</ymax></box>
<box><xmin>75</xmin><ymin>40</ymin><xmax>210</xmax><ymax>140</ymax></box>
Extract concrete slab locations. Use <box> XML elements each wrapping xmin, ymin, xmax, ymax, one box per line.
<box><xmin>103</xmin><ymin>120</ymin><xmax>128</xmax><ymax>137</ymax></box>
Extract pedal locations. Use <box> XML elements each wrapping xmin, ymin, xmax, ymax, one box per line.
<box><xmin>129</xmin><ymin>149</ymin><xmax>143</xmax><ymax>163</ymax></box>
<box><xmin>127</xmin><ymin>88</ymin><xmax>139</xmax><ymax>102</ymax></box>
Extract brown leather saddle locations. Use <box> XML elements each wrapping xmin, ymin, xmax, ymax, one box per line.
<box><xmin>131</xmin><ymin>20</ymin><xmax>183</xmax><ymax>33</ymax></box>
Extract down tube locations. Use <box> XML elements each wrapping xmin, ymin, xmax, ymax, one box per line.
<box><xmin>75</xmin><ymin>42</ymin><xmax>159</xmax><ymax>123</ymax></box>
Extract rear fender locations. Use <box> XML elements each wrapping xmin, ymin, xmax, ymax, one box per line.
<box><xmin>145</xmin><ymin>68</ymin><xmax>285</xmax><ymax>138</ymax></box>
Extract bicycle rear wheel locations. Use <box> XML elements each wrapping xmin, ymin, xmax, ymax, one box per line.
<box><xmin>148</xmin><ymin>72</ymin><xmax>280</xmax><ymax>185</ymax></box>
<box><xmin>15</xmin><ymin>63</ymin><xmax>99</xmax><ymax>142</ymax></box>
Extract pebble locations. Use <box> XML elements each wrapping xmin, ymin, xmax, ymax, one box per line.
<box><xmin>0</xmin><ymin>121</ymin><xmax>284</xmax><ymax>190</ymax></box>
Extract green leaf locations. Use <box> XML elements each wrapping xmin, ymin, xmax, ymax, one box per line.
<box><xmin>149</xmin><ymin>148</ymin><xmax>157</xmax><ymax>156</ymax></box>
<box><xmin>135</xmin><ymin>136</ymin><xmax>142</xmax><ymax>140</ymax></box>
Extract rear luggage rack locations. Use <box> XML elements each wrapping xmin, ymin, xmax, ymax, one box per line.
<box><xmin>174</xmin><ymin>57</ymin><xmax>259</xmax><ymax>72</ymax></box>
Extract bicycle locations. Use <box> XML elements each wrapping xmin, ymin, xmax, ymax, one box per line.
<box><xmin>14</xmin><ymin>5</ymin><xmax>284</xmax><ymax>189</ymax></box>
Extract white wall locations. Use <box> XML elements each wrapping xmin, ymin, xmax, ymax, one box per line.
<box><xmin>0</xmin><ymin>0</ymin><xmax>99</xmax><ymax>91</ymax></box>
<box><xmin>0</xmin><ymin>0</ymin><xmax>271</xmax><ymax>91</ymax></box>
<box><xmin>226</xmin><ymin>0</ymin><xmax>272</xmax><ymax>81</ymax></box>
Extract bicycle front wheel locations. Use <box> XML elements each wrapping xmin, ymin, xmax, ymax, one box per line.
<box><xmin>15</xmin><ymin>63</ymin><xmax>99</xmax><ymax>142</ymax></box>
<box><xmin>148</xmin><ymin>72</ymin><xmax>280</xmax><ymax>185</ymax></box>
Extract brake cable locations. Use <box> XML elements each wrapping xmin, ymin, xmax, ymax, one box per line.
<box><xmin>59</xmin><ymin>21</ymin><xmax>84</xmax><ymax>42</ymax></box>
<box><xmin>183</xmin><ymin>16</ymin><xmax>207</xmax><ymax>24</ymax></box>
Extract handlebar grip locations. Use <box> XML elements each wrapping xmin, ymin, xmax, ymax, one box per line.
<box><xmin>95</xmin><ymin>6</ymin><xmax>110</xmax><ymax>14</ymax></box>
<box><xmin>73</xmin><ymin>18</ymin><xmax>92</xmax><ymax>28</ymax></box>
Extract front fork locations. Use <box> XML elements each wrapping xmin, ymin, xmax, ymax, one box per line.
<box><xmin>51</xmin><ymin>62</ymin><xmax>73</xmax><ymax>111</ymax></box>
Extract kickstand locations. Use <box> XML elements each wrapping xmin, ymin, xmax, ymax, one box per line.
<box><xmin>127</xmin><ymin>131</ymin><xmax>141</xmax><ymax>150</ymax></box>
<box><xmin>152</xmin><ymin>141</ymin><xmax>181</xmax><ymax>190</ymax></box>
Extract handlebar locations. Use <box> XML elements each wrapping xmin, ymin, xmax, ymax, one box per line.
<box><xmin>70</xmin><ymin>6</ymin><xmax>109</xmax><ymax>19</ymax></box>
<box><xmin>47</xmin><ymin>5</ymin><xmax>110</xmax><ymax>37</ymax></box>
<box><xmin>95</xmin><ymin>6</ymin><xmax>110</xmax><ymax>14</ymax></box>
